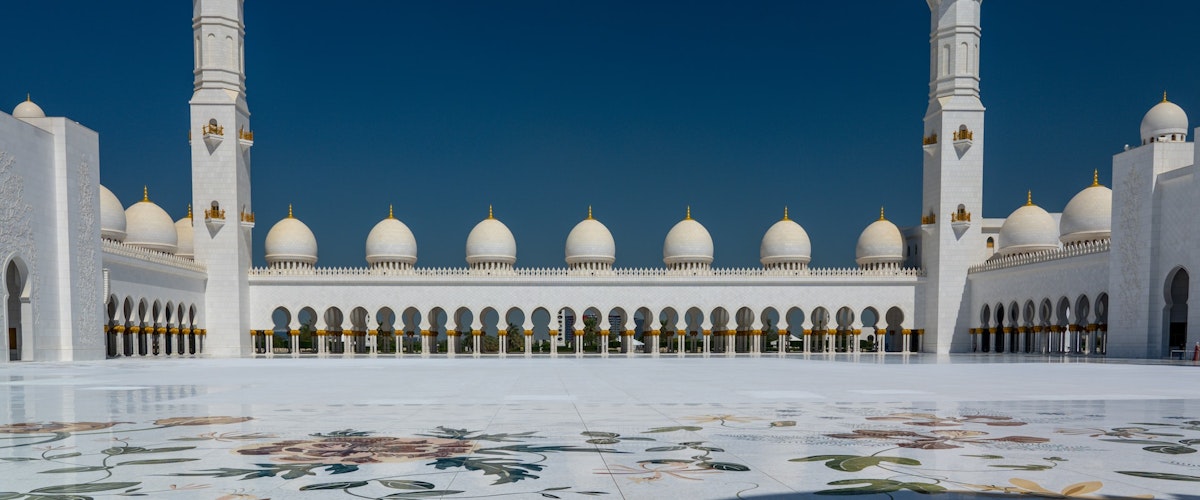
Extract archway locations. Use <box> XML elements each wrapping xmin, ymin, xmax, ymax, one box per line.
<box><xmin>504</xmin><ymin>307</ymin><xmax>526</xmax><ymax>354</ymax></box>
<box><xmin>1074</xmin><ymin>295</ymin><xmax>1091</xmax><ymax>354</ymax></box>
<box><xmin>324</xmin><ymin>307</ymin><xmax>345</xmax><ymax>353</ymax></box>
<box><xmin>298</xmin><ymin>307</ymin><xmax>318</xmax><ymax>353</ymax></box>
<box><xmin>709</xmin><ymin>307</ymin><xmax>730</xmax><ymax>353</ymax></box>
<box><xmin>1165</xmin><ymin>268</ymin><xmax>1189</xmax><ymax>355</ymax></box>
<box><xmin>376</xmin><ymin>307</ymin><xmax>397</xmax><ymax>354</ymax></box>
<box><xmin>401</xmin><ymin>307</ymin><xmax>422</xmax><ymax>354</ymax></box>
<box><xmin>990</xmin><ymin>303</ymin><xmax>1004</xmax><ymax>353</ymax></box>
<box><xmin>835</xmin><ymin>306</ymin><xmax>854</xmax><ymax>352</ymax></box>
<box><xmin>883</xmin><ymin>307</ymin><xmax>902</xmax><ymax>352</ymax></box>
<box><xmin>531</xmin><ymin>307</ymin><xmax>552</xmax><ymax>353</ymax></box>
<box><xmin>760</xmin><ymin>307</ymin><xmax>780</xmax><ymax>353</ymax></box>
<box><xmin>860</xmin><ymin>307</ymin><xmax>879</xmax><ymax>353</ymax></box>
<box><xmin>812</xmin><ymin>307</ymin><xmax>831</xmax><ymax>353</ymax></box>
<box><xmin>978</xmin><ymin>304</ymin><xmax>991</xmax><ymax>353</ymax></box>
<box><xmin>5</xmin><ymin>260</ymin><xmax>29</xmax><ymax>361</ymax></box>
<box><xmin>684</xmin><ymin>307</ymin><xmax>704</xmax><ymax>353</ymax></box>
<box><xmin>606</xmin><ymin>307</ymin><xmax>627</xmax><ymax>353</ymax></box>
<box><xmin>479</xmin><ymin>307</ymin><xmax>500</xmax><ymax>353</ymax></box>
<box><xmin>659</xmin><ymin>307</ymin><xmax>680</xmax><ymax>353</ymax></box>
<box><xmin>270</xmin><ymin>306</ymin><xmax>292</xmax><ymax>355</ymax></box>
<box><xmin>105</xmin><ymin>295</ymin><xmax>119</xmax><ymax>358</ymax></box>
<box><xmin>1094</xmin><ymin>293</ymin><xmax>1109</xmax><ymax>355</ymax></box>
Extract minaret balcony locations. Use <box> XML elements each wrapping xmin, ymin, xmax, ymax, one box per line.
<box><xmin>239</xmin><ymin>211</ymin><xmax>255</xmax><ymax>229</ymax></box>
<box><xmin>204</xmin><ymin>208</ymin><xmax>226</xmax><ymax>229</ymax></box>
<box><xmin>952</xmin><ymin>128</ymin><xmax>973</xmax><ymax>158</ymax></box>
<box><xmin>238</xmin><ymin>127</ymin><xmax>254</xmax><ymax>153</ymax></box>
<box><xmin>922</xmin><ymin>133</ymin><xmax>938</xmax><ymax>157</ymax></box>
<box><xmin>201</xmin><ymin>121</ymin><xmax>225</xmax><ymax>152</ymax></box>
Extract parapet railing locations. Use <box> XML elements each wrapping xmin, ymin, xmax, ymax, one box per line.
<box><xmin>248</xmin><ymin>265</ymin><xmax>924</xmax><ymax>279</ymax></box>
<box><xmin>969</xmin><ymin>239</ymin><xmax>1110</xmax><ymax>274</ymax></box>
<box><xmin>101</xmin><ymin>239</ymin><xmax>206</xmax><ymax>273</ymax></box>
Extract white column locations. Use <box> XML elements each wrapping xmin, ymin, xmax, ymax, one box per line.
<box><xmin>523</xmin><ymin>317</ymin><xmax>534</xmax><ymax>357</ymax></box>
<box><xmin>418</xmin><ymin>317</ymin><xmax>432</xmax><ymax>358</ymax></box>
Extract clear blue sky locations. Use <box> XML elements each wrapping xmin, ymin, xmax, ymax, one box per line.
<box><xmin>5</xmin><ymin>1</ymin><xmax>1197</xmax><ymax>268</ymax></box>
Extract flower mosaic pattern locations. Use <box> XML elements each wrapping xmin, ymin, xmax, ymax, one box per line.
<box><xmin>236</xmin><ymin>436</ymin><xmax>478</xmax><ymax>464</ymax></box>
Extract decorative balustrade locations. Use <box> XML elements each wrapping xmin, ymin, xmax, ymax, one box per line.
<box><xmin>201</xmin><ymin>122</ymin><xmax>224</xmax><ymax>136</ymax></box>
<box><xmin>205</xmin><ymin>208</ymin><xmax>226</xmax><ymax>220</ymax></box>
<box><xmin>240</xmin><ymin>211</ymin><xmax>255</xmax><ymax>223</ymax></box>
<box><xmin>102</xmin><ymin>239</ymin><xmax>206</xmax><ymax>273</ymax></box>
<box><xmin>969</xmin><ymin>239</ymin><xmax>1110</xmax><ymax>274</ymax></box>
<box><xmin>953</xmin><ymin>128</ymin><xmax>974</xmax><ymax>141</ymax></box>
<box><xmin>921</xmin><ymin>213</ymin><xmax>937</xmax><ymax>225</ymax></box>
<box><xmin>922</xmin><ymin>133</ymin><xmax>938</xmax><ymax>145</ymax></box>
<box><xmin>238</xmin><ymin>127</ymin><xmax>254</xmax><ymax>141</ymax></box>
<box><xmin>950</xmin><ymin>210</ymin><xmax>971</xmax><ymax>222</ymax></box>
<box><xmin>248</xmin><ymin>265</ymin><xmax>924</xmax><ymax>279</ymax></box>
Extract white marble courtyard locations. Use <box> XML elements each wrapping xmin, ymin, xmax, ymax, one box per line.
<box><xmin>3</xmin><ymin>355</ymin><xmax>1200</xmax><ymax>499</ymax></box>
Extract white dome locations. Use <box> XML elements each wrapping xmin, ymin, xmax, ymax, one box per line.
<box><xmin>99</xmin><ymin>185</ymin><xmax>126</xmax><ymax>242</ymax></box>
<box><xmin>365</xmin><ymin>210</ymin><xmax>418</xmax><ymax>265</ymax></box>
<box><xmin>12</xmin><ymin>96</ymin><xmax>45</xmax><ymax>119</ymax></box>
<box><xmin>565</xmin><ymin>211</ymin><xmax>615</xmax><ymax>266</ymax></box>
<box><xmin>466</xmin><ymin>210</ymin><xmax>516</xmax><ymax>266</ymax></box>
<box><xmin>265</xmin><ymin>208</ymin><xmax>318</xmax><ymax>266</ymax></box>
<box><xmin>760</xmin><ymin>212</ymin><xmax>811</xmax><ymax>266</ymax></box>
<box><xmin>1140</xmin><ymin>98</ymin><xmax>1188</xmax><ymax>143</ymax></box>
<box><xmin>998</xmin><ymin>195</ymin><xmax>1059</xmax><ymax>256</ymax></box>
<box><xmin>663</xmin><ymin>211</ymin><xmax>713</xmax><ymax>266</ymax></box>
<box><xmin>855</xmin><ymin>215</ymin><xmax>903</xmax><ymax>266</ymax></box>
<box><xmin>124</xmin><ymin>189</ymin><xmax>178</xmax><ymax>254</ymax></box>
<box><xmin>1060</xmin><ymin>176</ymin><xmax>1112</xmax><ymax>245</ymax></box>
<box><xmin>174</xmin><ymin>214</ymin><xmax>194</xmax><ymax>259</ymax></box>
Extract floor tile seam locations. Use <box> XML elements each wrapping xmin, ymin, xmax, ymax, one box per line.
<box><xmin>568</xmin><ymin>400</ymin><xmax>627</xmax><ymax>500</ymax></box>
<box><xmin>442</xmin><ymin>375</ymin><xmax>511</xmax><ymax>495</ymax></box>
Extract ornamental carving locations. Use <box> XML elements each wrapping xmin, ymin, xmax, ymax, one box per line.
<box><xmin>74</xmin><ymin>156</ymin><xmax>102</xmax><ymax>347</ymax></box>
<box><xmin>0</xmin><ymin>150</ymin><xmax>42</xmax><ymax>341</ymax></box>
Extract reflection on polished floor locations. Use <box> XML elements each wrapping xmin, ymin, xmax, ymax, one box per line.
<box><xmin>2</xmin><ymin>355</ymin><xmax>1199</xmax><ymax>499</ymax></box>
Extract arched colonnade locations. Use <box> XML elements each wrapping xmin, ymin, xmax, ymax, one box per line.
<box><xmin>103</xmin><ymin>295</ymin><xmax>205</xmax><ymax>358</ymax></box>
<box><xmin>972</xmin><ymin>292</ymin><xmax>1109</xmax><ymax>355</ymax></box>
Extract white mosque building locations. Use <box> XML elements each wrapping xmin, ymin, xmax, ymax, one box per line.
<box><xmin>1</xmin><ymin>0</ymin><xmax>1196</xmax><ymax>363</ymax></box>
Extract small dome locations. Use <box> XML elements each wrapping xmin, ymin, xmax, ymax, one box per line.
<box><xmin>174</xmin><ymin>211</ymin><xmax>194</xmax><ymax>260</ymax></box>
<box><xmin>565</xmin><ymin>208</ymin><xmax>615</xmax><ymax>266</ymax></box>
<box><xmin>12</xmin><ymin>95</ymin><xmax>45</xmax><ymax>119</ymax></box>
<box><xmin>124</xmin><ymin>187</ymin><xmax>178</xmax><ymax>254</ymax></box>
<box><xmin>366</xmin><ymin>207</ymin><xmax>418</xmax><ymax>266</ymax></box>
<box><xmin>1060</xmin><ymin>173</ymin><xmax>1112</xmax><ymax>245</ymax></box>
<box><xmin>99</xmin><ymin>185</ymin><xmax>126</xmax><ymax>242</ymax></box>
<box><xmin>997</xmin><ymin>193</ymin><xmax>1059</xmax><ymax>256</ymax></box>
<box><xmin>855</xmin><ymin>210</ymin><xmax>903</xmax><ymax>266</ymax></box>
<box><xmin>760</xmin><ymin>208</ymin><xmax>811</xmax><ymax>266</ymax></box>
<box><xmin>663</xmin><ymin>208</ymin><xmax>714</xmax><ymax>266</ymax></box>
<box><xmin>265</xmin><ymin>206</ymin><xmax>318</xmax><ymax>266</ymax></box>
<box><xmin>466</xmin><ymin>207</ymin><xmax>517</xmax><ymax>266</ymax></box>
<box><xmin>1140</xmin><ymin>96</ymin><xmax>1188</xmax><ymax>143</ymax></box>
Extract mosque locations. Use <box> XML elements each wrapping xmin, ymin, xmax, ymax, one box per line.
<box><xmin>1</xmin><ymin>0</ymin><xmax>1196</xmax><ymax>363</ymax></box>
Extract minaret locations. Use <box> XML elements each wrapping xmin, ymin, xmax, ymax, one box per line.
<box><xmin>190</xmin><ymin>0</ymin><xmax>253</xmax><ymax>356</ymax></box>
<box><xmin>920</xmin><ymin>0</ymin><xmax>986</xmax><ymax>353</ymax></box>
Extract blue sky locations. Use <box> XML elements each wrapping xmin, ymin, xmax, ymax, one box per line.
<box><xmin>5</xmin><ymin>1</ymin><xmax>1198</xmax><ymax>268</ymax></box>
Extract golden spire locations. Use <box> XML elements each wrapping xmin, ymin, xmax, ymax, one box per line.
<box><xmin>186</xmin><ymin>204</ymin><xmax>192</xmax><ymax>219</ymax></box>
<box><xmin>388</xmin><ymin>204</ymin><xmax>395</xmax><ymax>219</ymax></box>
<box><xmin>685</xmin><ymin>206</ymin><xmax>692</xmax><ymax>220</ymax></box>
<box><xmin>1026</xmin><ymin>190</ymin><xmax>1033</xmax><ymax>206</ymax></box>
<box><xmin>879</xmin><ymin>206</ymin><xmax>886</xmax><ymax>221</ymax></box>
<box><xmin>142</xmin><ymin>186</ymin><xmax>149</xmax><ymax>202</ymax></box>
<box><xmin>488</xmin><ymin>205</ymin><xmax>494</xmax><ymax>219</ymax></box>
<box><xmin>1163</xmin><ymin>91</ymin><xmax>1169</xmax><ymax>103</ymax></box>
<box><xmin>1092</xmin><ymin>169</ymin><xmax>1100</xmax><ymax>187</ymax></box>
<box><xmin>587</xmin><ymin>205</ymin><xmax>593</xmax><ymax>220</ymax></box>
<box><xmin>287</xmin><ymin>204</ymin><xmax>294</xmax><ymax>218</ymax></box>
<box><xmin>25</xmin><ymin>93</ymin><xmax>31</xmax><ymax>102</ymax></box>
<box><xmin>782</xmin><ymin>206</ymin><xmax>790</xmax><ymax>221</ymax></box>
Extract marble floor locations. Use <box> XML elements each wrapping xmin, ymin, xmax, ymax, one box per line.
<box><xmin>2</xmin><ymin>354</ymin><xmax>1200</xmax><ymax>499</ymax></box>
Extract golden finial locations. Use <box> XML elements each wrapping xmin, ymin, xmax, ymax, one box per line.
<box><xmin>685</xmin><ymin>206</ymin><xmax>692</xmax><ymax>220</ymax></box>
<box><xmin>25</xmin><ymin>93</ymin><xmax>31</xmax><ymax>102</ymax></box>
<box><xmin>587</xmin><ymin>205</ymin><xmax>593</xmax><ymax>220</ymax></box>
<box><xmin>488</xmin><ymin>205</ymin><xmax>494</xmax><ymax>219</ymax></box>
<box><xmin>1026</xmin><ymin>190</ymin><xmax>1033</xmax><ymax>206</ymax></box>
<box><xmin>186</xmin><ymin>204</ymin><xmax>192</xmax><ymax>219</ymax></box>
<box><xmin>388</xmin><ymin>204</ymin><xmax>395</xmax><ymax>219</ymax></box>
<box><xmin>1092</xmin><ymin>169</ymin><xmax>1100</xmax><ymax>187</ymax></box>
<box><xmin>287</xmin><ymin>204</ymin><xmax>294</xmax><ymax>218</ymax></box>
<box><xmin>142</xmin><ymin>186</ymin><xmax>149</xmax><ymax>202</ymax></box>
<box><xmin>782</xmin><ymin>206</ymin><xmax>790</xmax><ymax>221</ymax></box>
<box><xmin>879</xmin><ymin>206</ymin><xmax>886</xmax><ymax>221</ymax></box>
<box><xmin>1163</xmin><ymin>91</ymin><xmax>1169</xmax><ymax>103</ymax></box>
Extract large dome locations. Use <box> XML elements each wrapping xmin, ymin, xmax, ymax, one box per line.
<box><xmin>997</xmin><ymin>193</ymin><xmax>1059</xmax><ymax>256</ymax></box>
<box><xmin>124</xmin><ymin>188</ymin><xmax>178</xmax><ymax>254</ymax></box>
<box><xmin>760</xmin><ymin>209</ymin><xmax>811</xmax><ymax>266</ymax></box>
<box><xmin>12</xmin><ymin>95</ymin><xmax>45</xmax><ymax>119</ymax></box>
<box><xmin>99</xmin><ymin>184</ymin><xmax>126</xmax><ymax>242</ymax></box>
<box><xmin>565</xmin><ymin>208</ymin><xmax>615</xmax><ymax>266</ymax></box>
<box><xmin>1140</xmin><ymin>97</ymin><xmax>1188</xmax><ymax>143</ymax></box>
<box><xmin>365</xmin><ymin>207</ymin><xmax>418</xmax><ymax>266</ymax></box>
<box><xmin>1059</xmin><ymin>173</ymin><xmax>1112</xmax><ymax>245</ymax></box>
<box><xmin>174</xmin><ymin>210</ymin><xmax>195</xmax><ymax>260</ymax></box>
<box><xmin>855</xmin><ymin>210</ymin><xmax>903</xmax><ymax>266</ymax></box>
<box><xmin>265</xmin><ymin>206</ymin><xmax>318</xmax><ymax>266</ymax></box>
<box><xmin>663</xmin><ymin>209</ymin><xmax>713</xmax><ymax>266</ymax></box>
<box><xmin>466</xmin><ymin>208</ymin><xmax>517</xmax><ymax>266</ymax></box>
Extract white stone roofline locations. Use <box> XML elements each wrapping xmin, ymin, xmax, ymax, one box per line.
<box><xmin>248</xmin><ymin>265</ymin><xmax>925</xmax><ymax>279</ymax></box>
<box><xmin>968</xmin><ymin>239</ymin><xmax>1110</xmax><ymax>274</ymax></box>
<box><xmin>102</xmin><ymin>239</ymin><xmax>206</xmax><ymax>273</ymax></box>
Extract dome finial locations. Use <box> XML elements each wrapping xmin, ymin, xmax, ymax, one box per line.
<box><xmin>879</xmin><ymin>206</ymin><xmax>885</xmax><ymax>221</ymax></box>
<box><xmin>25</xmin><ymin>93</ymin><xmax>31</xmax><ymax>102</ymax></box>
<box><xmin>782</xmin><ymin>206</ymin><xmax>790</xmax><ymax>221</ymax></box>
<box><xmin>142</xmin><ymin>186</ymin><xmax>149</xmax><ymax>202</ymax></box>
<box><xmin>685</xmin><ymin>206</ymin><xmax>692</xmax><ymax>220</ymax></box>
<box><xmin>186</xmin><ymin>204</ymin><xmax>192</xmax><ymax>219</ymax></box>
<box><xmin>1092</xmin><ymin>169</ymin><xmax>1100</xmax><ymax>187</ymax></box>
<box><xmin>1026</xmin><ymin>190</ymin><xmax>1033</xmax><ymax>206</ymax></box>
<box><xmin>1163</xmin><ymin>91</ymin><xmax>1169</xmax><ymax>103</ymax></box>
<box><xmin>388</xmin><ymin>204</ymin><xmax>394</xmax><ymax>219</ymax></box>
<box><xmin>488</xmin><ymin>205</ymin><xmax>494</xmax><ymax>219</ymax></box>
<box><xmin>287</xmin><ymin>204</ymin><xmax>294</xmax><ymax>218</ymax></box>
<box><xmin>587</xmin><ymin>205</ymin><xmax>593</xmax><ymax>220</ymax></box>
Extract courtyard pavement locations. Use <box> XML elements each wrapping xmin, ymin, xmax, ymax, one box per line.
<box><xmin>2</xmin><ymin>354</ymin><xmax>1200</xmax><ymax>499</ymax></box>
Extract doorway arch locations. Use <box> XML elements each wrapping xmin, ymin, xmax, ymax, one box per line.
<box><xmin>1165</xmin><ymin>268</ymin><xmax>1189</xmax><ymax>356</ymax></box>
<box><xmin>5</xmin><ymin>260</ymin><xmax>30</xmax><ymax>361</ymax></box>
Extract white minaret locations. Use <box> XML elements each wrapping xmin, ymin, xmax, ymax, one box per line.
<box><xmin>920</xmin><ymin>0</ymin><xmax>986</xmax><ymax>353</ymax></box>
<box><xmin>190</xmin><ymin>0</ymin><xmax>253</xmax><ymax>356</ymax></box>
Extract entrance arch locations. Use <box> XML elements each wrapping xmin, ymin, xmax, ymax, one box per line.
<box><xmin>1165</xmin><ymin>268</ymin><xmax>1189</xmax><ymax>356</ymax></box>
<box><xmin>5</xmin><ymin>260</ymin><xmax>30</xmax><ymax>361</ymax></box>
